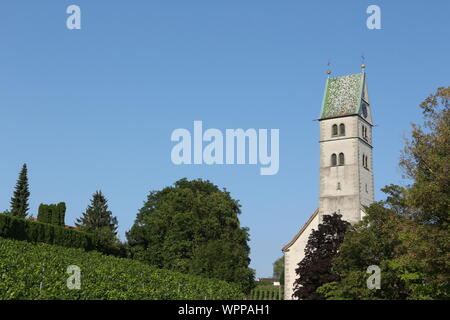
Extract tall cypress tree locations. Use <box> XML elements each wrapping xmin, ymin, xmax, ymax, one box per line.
<box><xmin>10</xmin><ymin>164</ymin><xmax>30</xmax><ymax>219</ymax></box>
<box><xmin>76</xmin><ymin>191</ymin><xmax>118</xmax><ymax>233</ymax></box>
<box><xmin>56</xmin><ymin>202</ymin><xmax>66</xmax><ymax>226</ymax></box>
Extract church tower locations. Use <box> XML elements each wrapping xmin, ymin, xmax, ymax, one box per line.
<box><xmin>282</xmin><ymin>68</ymin><xmax>375</xmax><ymax>299</ymax></box>
<box><xmin>318</xmin><ymin>69</ymin><xmax>374</xmax><ymax>224</ymax></box>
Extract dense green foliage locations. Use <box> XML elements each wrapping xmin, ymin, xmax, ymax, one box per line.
<box><xmin>126</xmin><ymin>178</ymin><xmax>254</xmax><ymax>293</ymax></box>
<box><xmin>317</xmin><ymin>87</ymin><xmax>450</xmax><ymax>300</ymax></box>
<box><xmin>76</xmin><ymin>191</ymin><xmax>122</xmax><ymax>256</ymax></box>
<box><xmin>400</xmin><ymin>87</ymin><xmax>450</xmax><ymax>229</ymax></box>
<box><xmin>279</xmin><ymin>267</ymin><xmax>285</xmax><ymax>287</ymax></box>
<box><xmin>10</xmin><ymin>164</ymin><xmax>30</xmax><ymax>218</ymax></box>
<box><xmin>317</xmin><ymin>203</ymin><xmax>450</xmax><ymax>299</ymax></box>
<box><xmin>37</xmin><ymin>203</ymin><xmax>66</xmax><ymax>226</ymax></box>
<box><xmin>272</xmin><ymin>256</ymin><xmax>284</xmax><ymax>281</ymax></box>
<box><xmin>0</xmin><ymin>237</ymin><xmax>244</xmax><ymax>300</ymax></box>
<box><xmin>293</xmin><ymin>213</ymin><xmax>350</xmax><ymax>300</ymax></box>
<box><xmin>0</xmin><ymin>214</ymin><xmax>94</xmax><ymax>250</ymax></box>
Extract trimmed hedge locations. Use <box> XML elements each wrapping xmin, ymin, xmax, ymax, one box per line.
<box><xmin>0</xmin><ymin>214</ymin><xmax>94</xmax><ymax>250</ymax></box>
<box><xmin>37</xmin><ymin>203</ymin><xmax>66</xmax><ymax>226</ymax></box>
<box><xmin>0</xmin><ymin>237</ymin><xmax>244</xmax><ymax>300</ymax></box>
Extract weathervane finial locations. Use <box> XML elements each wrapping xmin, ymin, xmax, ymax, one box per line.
<box><xmin>361</xmin><ymin>54</ymin><xmax>366</xmax><ymax>72</ymax></box>
<box><xmin>326</xmin><ymin>60</ymin><xmax>331</xmax><ymax>78</ymax></box>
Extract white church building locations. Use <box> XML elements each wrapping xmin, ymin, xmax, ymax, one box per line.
<box><xmin>282</xmin><ymin>68</ymin><xmax>375</xmax><ymax>299</ymax></box>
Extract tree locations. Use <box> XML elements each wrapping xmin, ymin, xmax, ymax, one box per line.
<box><xmin>76</xmin><ymin>191</ymin><xmax>117</xmax><ymax>233</ymax></box>
<box><xmin>279</xmin><ymin>266</ymin><xmax>285</xmax><ymax>287</ymax></box>
<box><xmin>273</xmin><ymin>256</ymin><xmax>284</xmax><ymax>281</ymax></box>
<box><xmin>126</xmin><ymin>178</ymin><xmax>255</xmax><ymax>293</ymax></box>
<box><xmin>10</xmin><ymin>164</ymin><xmax>30</xmax><ymax>219</ymax></box>
<box><xmin>292</xmin><ymin>213</ymin><xmax>350</xmax><ymax>300</ymax></box>
<box><xmin>317</xmin><ymin>202</ymin><xmax>450</xmax><ymax>300</ymax></box>
<box><xmin>53</xmin><ymin>202</ymin><xmax>66</xmax><ymax>226</ymax></box>
<box><xmin>380</xmin><ymin>184</ymin><xmax>409</xmax><ymax>217</ymax></box>
<box><xmin>37</xmin><ymin>204</ymin><xmax>50</xmax><ymax>223</ymax></box>
<box><xmin>400</xmin><ymin>86</ymin><xmax>450</xmax><ymax>228</ymax></box>
<box><xmin>76</xmin><ymin>191</ymin><xmax>121</xmax><ymax>255</ymax></box>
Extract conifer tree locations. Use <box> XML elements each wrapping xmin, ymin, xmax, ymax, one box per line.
<box><xmin>10</xmin><ymin>164</ymin><xmax>30</xmax><ymax>219</ymax></box>
<box><xmin>76</xmin><ymin>191</ymin><xmax>118</xmax><ymax>233</ymax></box>
<box><xmin>76</xmin><ymin>191</ymin><xmax>121</xmax><ymax>255</ymax></box>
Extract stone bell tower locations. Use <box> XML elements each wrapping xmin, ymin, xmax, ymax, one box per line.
<box><xmin>318</xmin><ymin>69</ymin><xmax>374</xmax><ymax>224</ymax></box>
<box><xmin>282</xmin><ymin>67</ymin><xmax>375</xmax><ymax>299</ymax></box>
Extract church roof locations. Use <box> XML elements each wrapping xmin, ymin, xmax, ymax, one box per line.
<box><xmin>281</xmin><ymin>208</ymin><xmax>319</xmax><ymax>252</ymax></box>
<box><xmin>320</xmin><ymin>72</ymin><xmax>365</xmax><ymax>119</ymax></box>
<box><xmin>281</xmin><ymin>206</ymin><xmax>369</xmax><ymax>252</ymax></box>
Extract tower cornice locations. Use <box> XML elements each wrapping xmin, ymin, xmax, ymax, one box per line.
<box><xmin>317</xmin><ymin>114</ymin><xmax>373</xmax><ymax>127</ymax></box>
<box><xmin>319</xmin><ymin>136</ymin><xmax>373</xmax><ymax>148</ymax></box>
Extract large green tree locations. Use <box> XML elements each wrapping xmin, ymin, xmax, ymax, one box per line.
<box><xmin>126</xmin><ymin>178</ymin><xmax>255</xmax><ymax>293</ymax></box>
<box><xmin>292</xmin><ymin>213</ymin><xmax>350</xmax><ymax>300</ymax></box>
<box><xmin>400</xmin><ymin>86</ymin><xmax>450</xmax><ymax>228</ymax></box>
<box><xmin>10</xmin><ymin>164</ymin><xmax>30</xmax><ymax>218</ymax></box>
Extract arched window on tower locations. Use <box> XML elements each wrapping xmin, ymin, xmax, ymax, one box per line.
<box><xmin>362</xmin><ymin>154</ymin><xmax>366</xmax><ymax>167</ymax></box>
<box><xmin>339</xmin><ymin>153</ymin><xmax>345</xmax><ymax>166</ymax></box>
<box><xmin>339</xmin><ymin>123</ymin><xmax>345</xmax><ymax>136</ymax></box>
<box><xmin>332</xmin><ymin>124</ymin><xmax>338</xmax><ymax>137</ymax></box>
<box><xmin>331</xmin><ymin>153</ymin><xmax>337</xmax><ymax>166</ymax></box>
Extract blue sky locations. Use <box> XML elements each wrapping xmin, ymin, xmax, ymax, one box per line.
<box><xmin>0</xmin><ymin>0</ymin><xmax>448</xmax><ymax>277</ymax></box>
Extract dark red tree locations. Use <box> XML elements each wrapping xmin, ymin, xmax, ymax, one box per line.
<box><xmin>292</xmin><ymin>213</ymin><xmax>350</xmax><ymax>300</ymax></box>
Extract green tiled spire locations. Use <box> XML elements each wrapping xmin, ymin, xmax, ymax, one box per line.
<box><xmin>320</xmin><ymin>72</ymin><xmax>365</xmax><ymax>119</ymax></box>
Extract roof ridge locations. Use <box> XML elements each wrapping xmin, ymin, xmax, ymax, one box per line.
<box><xmin>329</xmin><ymin>71</ymin><xmax>364</xmax><ymax>79</ymax></box>
<box><xmin>281</xmin><ymin>208</ymin><xmax>319</xmax><ymax>252</ymax></box>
